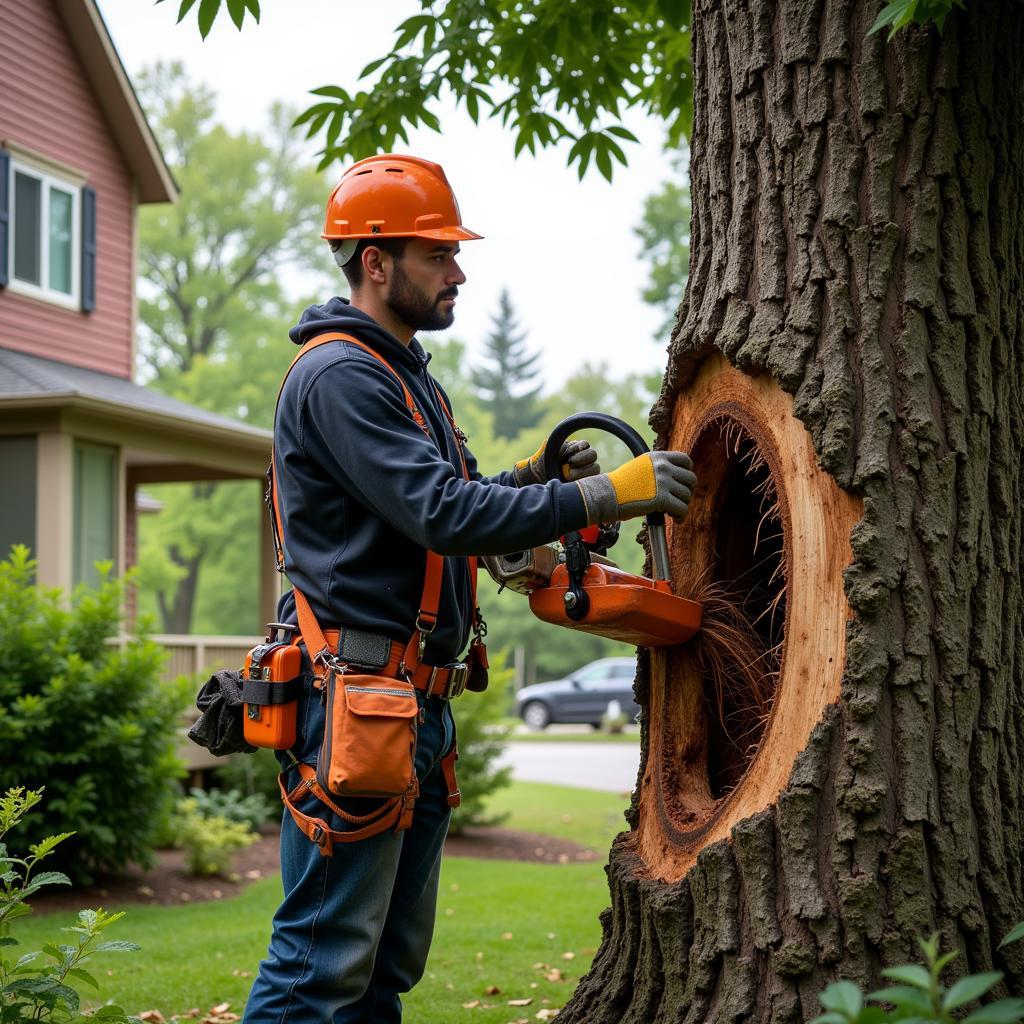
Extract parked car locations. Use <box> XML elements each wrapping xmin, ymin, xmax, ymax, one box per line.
<box><xmin>514</xmin><ymin>657</ymin><xmax>639</xmax><ymax>730</ymax></box>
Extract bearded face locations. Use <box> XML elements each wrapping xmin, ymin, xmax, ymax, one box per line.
<box><xmin>385</xmin><ymin>257</ymin><xmax>458</xmax><ymax>332</ymax></box>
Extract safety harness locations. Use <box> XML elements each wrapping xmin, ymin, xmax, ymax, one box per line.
<box><xmin>268</xmin><ymin>330</ymin><xmax>485</xmax><ymax>853</ymax></box>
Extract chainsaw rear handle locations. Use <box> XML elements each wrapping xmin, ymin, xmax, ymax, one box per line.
<box><xmin>541</xmin><ymin>412</ymin><xmax>672</xmax><ymax>582</ymax></box>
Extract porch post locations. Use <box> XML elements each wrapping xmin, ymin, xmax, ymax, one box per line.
<box><xmin>35</xmin><ymin>432</ymin><xmax>74</xmax><ymax>593</ymax></box>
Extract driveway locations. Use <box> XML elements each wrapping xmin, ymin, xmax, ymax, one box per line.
<box><xmin>496</xmin><ymin>740</ymin><xmax>642</xmax><ymax>793</ymax></box>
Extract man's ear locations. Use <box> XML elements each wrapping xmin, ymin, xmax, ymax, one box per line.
<box><xmin>363</xmin><ymin>245</ymin><xmax>388</xmax><ymax>285</ymax></box>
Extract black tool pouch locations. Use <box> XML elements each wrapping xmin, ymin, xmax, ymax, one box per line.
<box><xmin>188</xmin><ymin>669</ymin><xmax>258</xmax><ymax>757</ymax></box>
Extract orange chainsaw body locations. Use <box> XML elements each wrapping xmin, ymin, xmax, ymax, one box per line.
<box><xmin>529</xmin><ymin>562</ymin><xmax>703</xmax><ymax>647</ymax></box>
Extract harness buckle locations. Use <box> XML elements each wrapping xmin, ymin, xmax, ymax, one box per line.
<box><xmin>441</xmin><ymin>662</ymin><xmax>468</xmax><ymax>700</ymax></box>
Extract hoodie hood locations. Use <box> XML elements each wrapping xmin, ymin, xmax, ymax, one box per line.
<box><xmin>289</xmin><ymin>296</ymin><xmax>429</xmax><ymax>369</ymax></box>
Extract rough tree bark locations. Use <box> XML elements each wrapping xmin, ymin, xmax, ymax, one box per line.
<box><xmin>560</xmin><ymin>0</ymin><xmax>1024</xmax><ymax>1020</ymax></box>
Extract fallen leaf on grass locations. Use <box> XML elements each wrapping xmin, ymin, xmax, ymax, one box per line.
<box><xmin>561</xmin><ymin>952</ymin><xmax>575</xmax><ymax>961</ymax></box>
<box><xmin>508</xmin><ymin>998</ymin><xmax>533</xmax><ymax>1007</ymax></box>
<box><xmin>138</xmin><ymin>1013</ymin><xmax>165</xmax><ymax>1023</ymax></box>
<box><xmin>536</xmin><ymin>1011</ymin><xmax>560</xmax><ymax>1021</ymax></box>
<box><xmin>485</xmin><ymin>985</ymin><xmax>501</xmax><ymax>995</ymax></box>
<box><xmin>462</xmin><ymin>1000</ymin><xmax>481</xmax><ymax>1009</ymax></box>
<box><xmin>501</xmin><ymin>931</ymin><xmax>514</xmax><ymax>940</ymax></box>
<box><xmin>231</xmin><ymin>970</ymin><xmax>252</xmax><ymax>978</ymax></box>
<box><xmin>531</xmin><ymin>962</ymin><xmax>547</xmax><ymax>970</ymax></box>
<box><xmin>545</xmin><ymin>969</ymin><xmax>564</xmax><ymax>982</ymax></box>
<box><xmin>211</xmin><ymin>1005</ymin><xmax>230</xmax><ymax>1015</ymax></box>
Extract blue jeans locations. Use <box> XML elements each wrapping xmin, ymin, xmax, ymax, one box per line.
<box><xmin>244</xmin><ymin>674</ymin><xmax>455</xmax><ymax>1024</ymax></box>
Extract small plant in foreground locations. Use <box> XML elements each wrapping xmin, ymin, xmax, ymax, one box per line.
<box><xmin>0</xmin><ymin>786</ymin><xmax>140</xmax><ymax>1021</ymax></box>
<box><xmin>174</xmin><ymin>799</ymin><xmax>258</xmax><ymax>877</ymax></box>
<box><xmin>812</xmin><ymin>928</ymin><xmax>1024</xmax><ymax>1024</ymax></box>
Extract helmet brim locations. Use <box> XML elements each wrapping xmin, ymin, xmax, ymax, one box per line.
<box><xmin>415</xmin><ymin>226</ymin><xmax>484</xmax><ymax>241</ymax></box>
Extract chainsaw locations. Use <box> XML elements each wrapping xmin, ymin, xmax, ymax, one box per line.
<box><xmin>483</xmin><ymin>413</ymin><xmax>702</xmax><ymax>648</ymax></box>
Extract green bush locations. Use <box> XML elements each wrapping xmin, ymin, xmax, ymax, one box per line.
<box><xmin>449</xmin><ymin>652</ymin><xmax>514</xmax><ymax>834</ymax></box>
<box><xmin>0</xmin><ymin>786</ymin><xmax>140</xmax><ymax>1021</ymax></box>
<box><xmin>173</xmin><ymin>798</ymin><xmax>258</xmax><ymax>877</ymax></box>
<box><xmin>813</xmin><ymin>929</ymin><xmax>1024</xmax><ymax>1024</ymax></box>
<box><xmin>185</xmin><ymin>787</ymin><xmax>273</xmax><ymax>831</ymax></box>
<box><xmin>0</xmin><ymin>547</ymin><xmax>188</xmax><ymax>885</ymax></box>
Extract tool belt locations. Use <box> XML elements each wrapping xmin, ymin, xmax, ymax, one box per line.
<box><xmin>255</xmin><ymin>330</ymin><xmax>488</xmax><ymax>855</ymax></box>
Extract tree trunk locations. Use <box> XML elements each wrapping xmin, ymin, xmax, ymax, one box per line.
<box><xmin>561</xmin><ymin>1</ymin><xmax>1024</xmax><ymax>1020</ymax></box>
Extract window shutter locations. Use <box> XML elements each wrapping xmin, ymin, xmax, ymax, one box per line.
<box><xmin>0</xmin><ymin>150</ymin><xmax>9</xmax><ymax>288</ymax></box>
<box><xmin>81</xmin><ymin>184</ymin><xmax>96</xmax><ymax>312</ymax></box>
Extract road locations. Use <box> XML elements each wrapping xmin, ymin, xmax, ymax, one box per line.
<box><xmin>496</xmin><ymin>740</ymin><xmax>642</xmax><ymax>793</ymax></box>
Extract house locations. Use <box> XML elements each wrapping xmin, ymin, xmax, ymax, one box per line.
<box><xmin>0</xmin><ymin>1</ymin><xmax>278</xmax><ymax>655</ymax></box>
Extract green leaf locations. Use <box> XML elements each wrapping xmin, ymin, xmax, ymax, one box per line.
<box><xmin>881</xmin><ymin>965</ymin><xmax>932</xmax><ymax>990</ymax></box>
<box><xmin>945</xmin><ymin>973</ymin><xmax>1005</xmax><ymax>1011</ymax></box>
<box><xmin>68</xmin><ymin>966</ymin><xmax>100</xmax><ymax>990</ymax></box>
<box><xmin>174</xmin><ymin>0</ymin><xmax>200</xmax><ymax>24</ymax></box>
<box><xmin>820</xmin><ymin>981</ymin><xmax>864</xmax><ymax>1017</ymax></box>
<box><xmin>225</xmin><ymin>0</ymin><xmax>246</xmax><ymax>30</ymax></box>
<box><xmin>197</xmin><ymin>0</ymin><xmax>221</xmax><ymax>39</ymax></box>
<box><xmin>965</xmin><ymin>998</ymin><xmax>1024</xmax><ymax>1024</ymax></box>
<box><xmin>242</xmin><ymin>0</ymin><xmax>260</xmax><ymax>19</ymax></box>
<box><xmin>868</xmin><ymin>985</ymin><xmax>934</xmax><ymax>1013</ymax></box>
<box><xmin>93</xmin><ymin>941</ymin><xmax>141</xmax><ymax>953</ymax></box>
<box><xmin>0</xmin><ymin>937</ymin><xmax>16</xmax><ymax>947</ymax></box>
<box><xmin>359</xmin><ymin>56</ymin><xmax>391</xmax><ymax>80</ymax></box>
<box><xmin>999</xmin><ymin>923</ymin><xmax>1024</xmax><ymax>949</ymax></box>
<box><xmin>309</xmin><ymin>85</ymin><xmax>351</xmax><ymax>101</ymax></box>
<box><xmin>606</xmin><ymin>125</ymin><xmax>640</xmax><ymax>143</ymax></box>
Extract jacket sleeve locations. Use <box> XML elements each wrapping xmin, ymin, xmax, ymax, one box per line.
<box><xmin>299</xmin><ymin>351</ymin><xmax>587</xmax><ymax>556</ymax></box>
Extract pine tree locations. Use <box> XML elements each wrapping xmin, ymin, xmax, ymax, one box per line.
<box><xmin>471</xmin><ymin>290</ymin><xmax>543</xmax><ymax>441</ymax></box>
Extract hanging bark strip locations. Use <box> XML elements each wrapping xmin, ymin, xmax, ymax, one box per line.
<box><xmin>560</xmin><ymin>0</ymin><xmax>1024</xmax><ymax>1020</ymax></box>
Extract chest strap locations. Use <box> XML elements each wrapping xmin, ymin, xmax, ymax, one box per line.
<box><xmin>268</xmin><ymin>329</ymin><xmax>477</xmax><ymax>680</ymax></box>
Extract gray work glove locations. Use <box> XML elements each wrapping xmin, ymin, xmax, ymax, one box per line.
<box><xmin>513</xmin><ymin>438</ymin><xmax>600</xmax><ymax>486</ymax></box>
<box><xmin>575</xmin><ymin>451</ymin><xmax>696</xmax><ymax>524</ymax></box>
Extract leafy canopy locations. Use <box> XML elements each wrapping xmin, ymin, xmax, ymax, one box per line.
<box><xmin>166</xmin><ymin>0</ymin><xmax>966</xmax><ymax>179</ymax></box>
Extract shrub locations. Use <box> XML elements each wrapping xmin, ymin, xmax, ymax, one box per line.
<box><xmin>0</xmin><ymin>786</ymin><xmax>140</xmax><ymax>1021</ymax></box>
<box><xmin>812</xmin><ymin>929</ymin><xmax>1024</xmax><ymax>1024</ymax></box>
<box><xmin>449</xmin><ymin>652</ymin><xmax>514</xmax><ymax>834</ymax></box>
<box><xmin>173</xmin><ymin>798</ymin><xmax>258</xmax><ymax>877</ymax></box>
<box><xmin>0</xmin><ymin>546</ymin><xmax>188</xmax><ymax>885</ymax></box>
<box><xmin>212</xmin><ymin>748</ymin><xmax>283</xmax><ymax>810</ymax></box>
<box><xmin>185</xmin><ymin>787</ymin><xmax>274</xmax><ymax>831</ymax></box>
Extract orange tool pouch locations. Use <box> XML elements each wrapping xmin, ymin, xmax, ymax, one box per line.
<box><xmin>241</xmin><ymin>641</ymin><xmax>302</xmax><ymax>749</ymax></box>
<box><xmin>269</xmin><ymin>331</ymin><xmax>481</xmax><ymax>854</ymax></box>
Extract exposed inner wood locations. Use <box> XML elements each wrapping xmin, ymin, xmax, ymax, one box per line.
<box><xmin>634</xmin><ymin>353</ymin><xmax>862</xmax><ymax>881</ymax></box>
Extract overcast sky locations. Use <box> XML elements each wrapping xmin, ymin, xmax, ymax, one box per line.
<box><xmin>98</xmin><ymin>0</ymin><xmax>679</xmax><ymax>385</ymax></box>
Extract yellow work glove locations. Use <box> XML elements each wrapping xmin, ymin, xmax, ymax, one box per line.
<box><xmin>575</xmin><ymin>451</ymin><xmax>696</xmax><ymax>524</ymax></box>
<box><xmin>513</xmin><ymin>438</ymin><xmax>600</xmax><ymax>486</ymax></box>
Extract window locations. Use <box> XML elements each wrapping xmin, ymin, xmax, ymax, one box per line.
<box><xmin>8</xmin><ymin>158</ymin><xmax>80</xmax><ymax>307</ymax></box>
<box><xmin>73</xmin><ymin>441</ymin><xmax>117</xmax><ymax>589</ymax></box>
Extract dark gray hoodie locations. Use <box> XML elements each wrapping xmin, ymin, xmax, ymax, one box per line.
<box><xmin>274</xmin><ymin>298</ymin><xmax>588</xmax><ymax>665</ymax></box>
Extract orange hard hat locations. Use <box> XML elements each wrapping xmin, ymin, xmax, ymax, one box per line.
<box><xmin>322</xmin><ymin>154</ymin><xmax>483</xmax><ymax>243</ymax></box>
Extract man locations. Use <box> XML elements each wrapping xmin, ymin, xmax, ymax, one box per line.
<box><xmin>244</xmin><ymin>154</ymin><xmax>696</xmax><ymax>1022</ymax></box>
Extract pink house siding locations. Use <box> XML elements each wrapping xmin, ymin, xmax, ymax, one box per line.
<box><xmin>0</xmin><ymin>0</ymin><xmax>136</xmax><ymax>379</ymax></box>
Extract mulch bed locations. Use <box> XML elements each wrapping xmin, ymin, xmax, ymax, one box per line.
<box><xmin>31</xmin><ymin>826</ymin><xmax>598</xmax><ymax>915</ymax></box>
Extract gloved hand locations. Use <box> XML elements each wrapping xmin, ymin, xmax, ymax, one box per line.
<box><xmin>575</xmin><ymin>451</ymin><xmax>696</xmax><ymax>524</ymax></box>
<box><xmin>513</xmin><ymin>438</ymin><xmax>600</xmax><ymax>486</ymax></box>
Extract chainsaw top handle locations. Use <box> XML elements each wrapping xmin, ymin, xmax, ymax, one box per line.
<box><xmin>541</xmin><ymin>412</ymin><xmax>672</xmax><ymax>582</ymax></box>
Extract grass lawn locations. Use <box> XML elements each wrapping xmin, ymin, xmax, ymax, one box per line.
<box><xmin>9</xmin><ymin>782</ymin><xmax>627</xmax><ymax>1021</ymax></box>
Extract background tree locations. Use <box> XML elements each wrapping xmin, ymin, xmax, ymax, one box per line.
<box><xmin>470</xmin><ymin>289</ymin><xmax>543</xmax><ymax>441</ymax></box>
<box><xmin>133</xmin><ymin>62</ymin><xmax>326</xmax><ymax>634</ymax></box>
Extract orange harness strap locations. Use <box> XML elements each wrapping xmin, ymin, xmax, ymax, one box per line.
<box><xmin>279</xmin><ymin>762</ymin><xmax>418</xmax><ymax>857</ymax></box>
